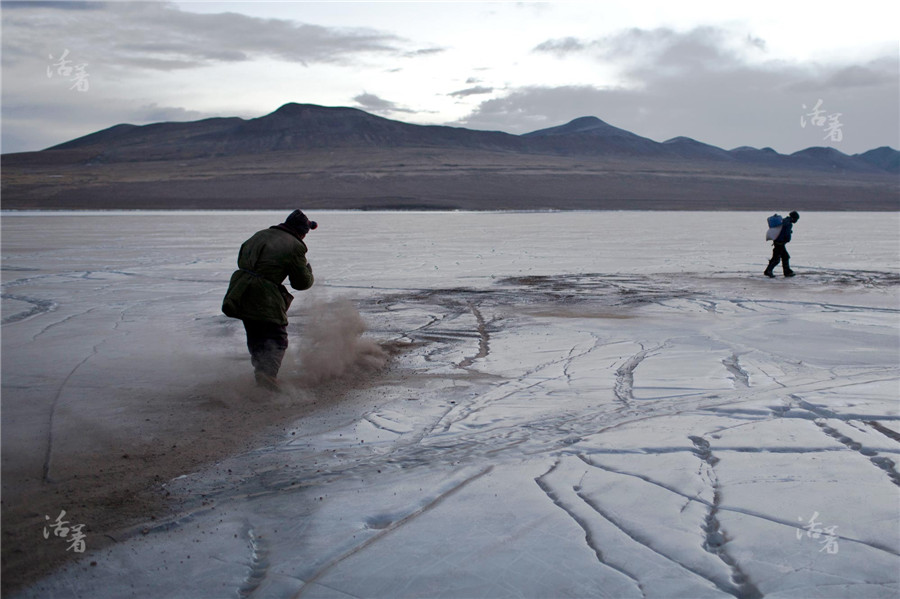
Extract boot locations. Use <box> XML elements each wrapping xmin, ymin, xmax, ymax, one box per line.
<box><xmin>765</xmin><ymin>255</ymin><xmax>779</xmax><ymax>278</ymax></box>
<box><xmin>255</xmin><ymin>370</ymin><xmax>281</xmax><ymax>392</ymax></box>
<box><xmin>783</xmin><ymin>256</ymin><xmax>794</xmax><ymax>277</ymax></box>
<box><xmin>250</xmin><ymin>341</ymin><xmax>286</xmax><ymax>391</ymax></box>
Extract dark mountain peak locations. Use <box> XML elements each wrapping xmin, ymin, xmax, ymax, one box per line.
<box><xmin>855</xmin><ymin>146</ymin><xmax>900</xmax><ymax>173</ymax></box>
<box><xmin>271</xmin><ymin>102</ymin><xmax>313</xmax><ymax>115</ymax></box>
<box><xmin>663</xmin><ymin>136</ymin><xmax>706</xmax><ymax>145</ymax></box>
<box><xmin>521</xmin><ymin>115</ymin><xmax>667</xmax><ymax>157</ymax></box>
<box><xmin>730</xmin><ymin>145</ymin><xmax>780</xmax><ymax>155</ymax></box>
<box><xmin>266</xmin><ymin>102</ymin><xmax>364</xmax><ymax>119</ymax></box>
<box><xmin>232</xmin><ymin>103</ymin><xmax>392</xmax><ymax>147</ymax></box>
<box><xmin>48</xmin><ymin>123</ymin><xmax>140</xmax><ymax>150</ymax></box>
<box><xmin>236</xmin><ymin>102</ymin><xmax>521</xmax><ymax>152</ymax></box>
<box><xmin>856</xmin><ymin>146</ymin><xmax>899</xmax><ymax>159</ymax></box>
<box><xmin>246</xmin><ymin>102</ymin><xmax>401</xmax><ymax>134</ymax></box>
<box><xmin>524</xmin><ymin>116</ymin><xmax>621</xmax><ymax>137</ymax></box>
<box><xmin>561</xmin><ymin>116</ymin><xmax>610</xmax><ymax>131</ymax></box>
<box><xmin>789</xmin><ymin>145</ymin><xmax>883</xmax><ymax>173</ymax></box>
<box><xmin>791</xmin><ymin>146</ymin><xmax>849</xmax><ymax>159</ymax></box>
<box><xmin>662</xmin><ymin>136</ymin><xmax>732</xmax><ymax>160</ymax></box>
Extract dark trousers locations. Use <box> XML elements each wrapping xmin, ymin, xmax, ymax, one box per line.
<box><xmin>242</xmin><ymin>320</ymin><xmax>288</xmax><ymax>379</ymax></box>
<box><xmin>766</xmin><ymin>243</ymin><xmax>792</xmax><ymax>274</ymax></box>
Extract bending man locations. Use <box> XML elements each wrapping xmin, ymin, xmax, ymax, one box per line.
<box><xmin>223</xmin><ymin>210</ymin><xmax>316</xmax><ymax>390</ymax></box>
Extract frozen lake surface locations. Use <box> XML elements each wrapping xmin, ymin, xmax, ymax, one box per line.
<box><xmin>3</xmin><ymin>211</ymin><xmax>899</xmax><ymax>598</ymax></box>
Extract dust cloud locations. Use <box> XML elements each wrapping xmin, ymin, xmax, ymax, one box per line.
<box><xmin>294</xmin><ymin>298</ymin><xmax>388</xmax><ymax>385</ymax></box>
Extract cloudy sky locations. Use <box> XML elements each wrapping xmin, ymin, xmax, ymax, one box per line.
<box><xmin>2</xmin><ymin>1</ymin><xmax>898</xmax><ymax>155</ymax></box>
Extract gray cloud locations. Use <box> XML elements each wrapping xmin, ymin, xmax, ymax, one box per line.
<box><xmin>136</xmin><ymin>103</ymin><xmax>213</xmax><ymax>124</ymax></box>
<box><xmin>786</xmin><ymin>58</ymin><xmax>899</xmax><ymax>92</ymax></box>
<box><xmin>465</xmin><ymin>27</ymin><xmax>899</xmax><ymax>153</ymax></box>
<box><xmin>1</xmin><ymin>1</ymin><xmax>431</xmax><ymax>152</ymax></box>
<box><xmin>2</xmin><ymin>1</ymin><xmax>406</xmax><ymax>72</ymax></box>
<box><xmin>449</xmin><ymin>86</ymin><xmax>494</xmax><ymax>98</ymax></box>
<box><xmin>533</xmin><ymin>37</ymin><xmax>586</xmax><ymax>56</ymax></box>
<box><xmin>535</xmin><ymin>26</ymin><xmax>760</xmax><ymax>77</ymax></box>
<box><xmin>458</xmin><ymin>86</ymin><xmax>626</xmax><ymax>134</ymax></box>
<box><xmin>404</xmin><ymin>47</ymin><xmax>445</xmax><ymax>58</ymax></box>
<box><xmin>2</xmin><ymin>1</ymin><xmax>107</xmax><ymax>10</ymax></box>
<box><xmin>353</xmin><ymin>93</ymin><xmax>416</xmax><ymax>115</ymax></box>
<box><xmin>746</xmin><ymin>34</ymin><xmax>766</xmax><ymax>52</ymax></box>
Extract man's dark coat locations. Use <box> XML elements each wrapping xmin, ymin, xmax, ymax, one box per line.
<box><xmin>222</xmin><ymin>225</ymin><xmax>314</xmax><ymax>325</ymax></box>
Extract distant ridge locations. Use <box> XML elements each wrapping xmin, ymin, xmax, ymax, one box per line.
<box><xmin>2</xmin><ymin>103</ymin><xmax>897</xmax><ymax>211</ymax></box>
<box><xmin>856</xmin><ymin>147</ymin><xmax>900</xmax><ymax>173</ymax></box>
<box><xmin>524</xmin><ymin>115</ymin><xmax>629</xmax><ymax>137</ymax></box>
<box><xmin>49</xmin><ymin>103</ymin><xmax>524</xmax><ymax>160</ymax></box>
<box><xmin>31</xmin><ymin>103</ymin><xmax>899</xmax><ymax>173</ymax></box>
<box><xmin>663</xmin><ymin>137</ymin><xmax>733</xmax><ymax>161</ymax></box>
<box><xmin>523</xmin><ymin>115</ymin><xmax>667</xmax><ymax>157</ymax></box>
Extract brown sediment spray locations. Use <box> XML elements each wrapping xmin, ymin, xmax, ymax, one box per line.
<box><xmin>294</xmin><ymin>296</ymin><xmax>388</xmax><ymax>385</ymax></box>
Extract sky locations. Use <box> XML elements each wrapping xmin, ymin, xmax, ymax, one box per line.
<box><xmin>1</xmin><ymin>0</ymin><xmax>898</xmax><ymax>155</ymax></box>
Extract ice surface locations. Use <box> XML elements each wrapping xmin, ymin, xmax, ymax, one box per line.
<box><xmin>2</xmin><ymin>211</ymin><xmax>899</xmax><ymax>598</ymax></box>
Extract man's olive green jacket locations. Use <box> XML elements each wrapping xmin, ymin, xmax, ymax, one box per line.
<box><xmin>222</xmin><ymin>225</ymin><xmax>314</xmax><ymax>325</ymax></box>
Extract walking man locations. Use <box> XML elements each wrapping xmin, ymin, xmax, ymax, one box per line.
<box><xmin>765</xmin><ymin>211</ymin><xmax>799</xmax><ymax>278</ymax></box>
<box><xmin>222</xmin><ymin>210</ymin><xmax>316</xmax><ymax>390</ymax></box>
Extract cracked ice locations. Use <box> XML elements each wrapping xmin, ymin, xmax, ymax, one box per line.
<box><xmin>3</xmin><ymin>211</ymin><xmax>899</xmax><ymax>598</ymax></box>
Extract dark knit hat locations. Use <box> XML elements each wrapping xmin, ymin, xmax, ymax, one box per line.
<box><xmin>284</xmin><ymin>210</ymin><xmax>317</xmax><ymax>236</ymax></box>
<box><xmin>789</xmin><ymin>211</ymin><xmax>800</xmax><ymax>222</ymax></box>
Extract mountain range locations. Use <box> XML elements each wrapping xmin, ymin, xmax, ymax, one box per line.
<box><xmin>2</xmin><ymin>103</ymin><xmax>897</xmax><ymax>210</ymax></box>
